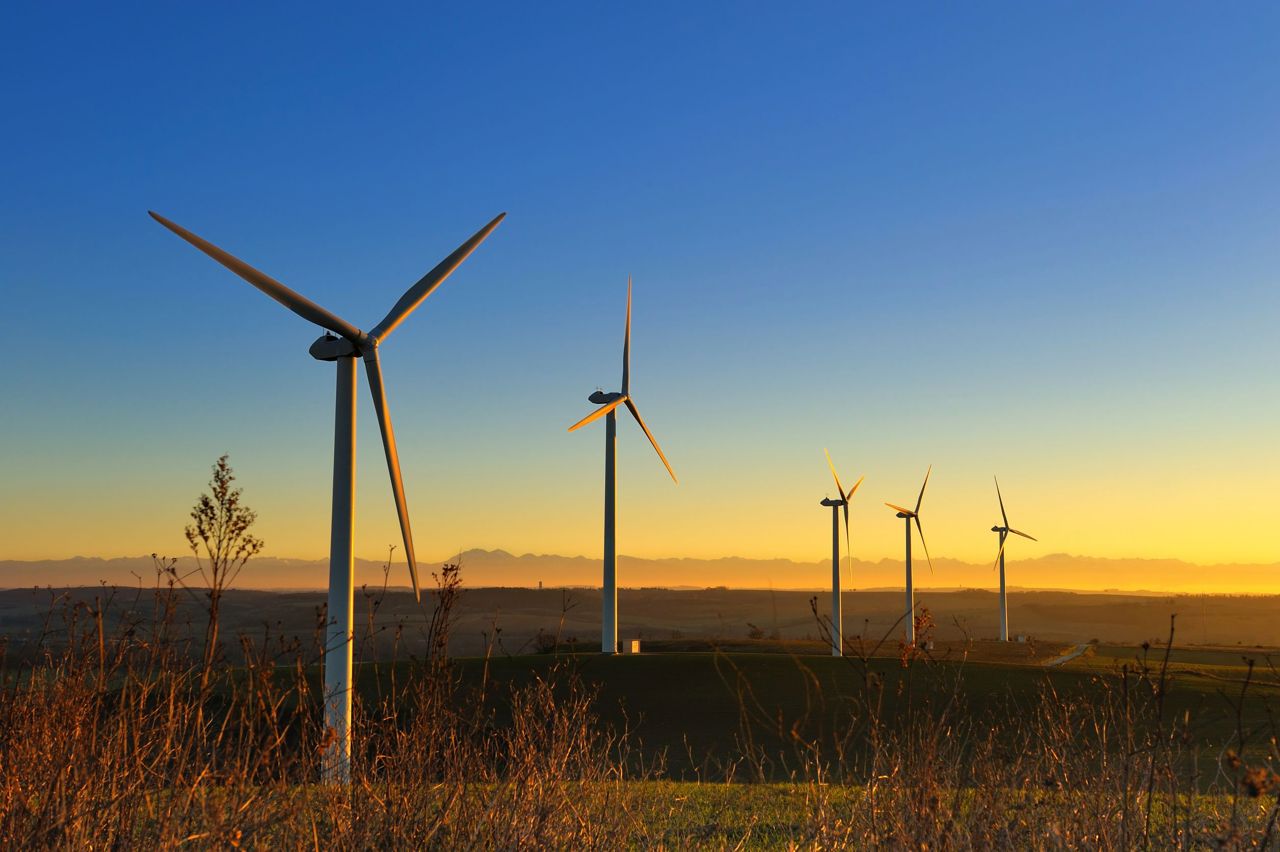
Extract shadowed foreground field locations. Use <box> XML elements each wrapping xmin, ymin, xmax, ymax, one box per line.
<box><xmin>434</xmin><ymin>647</ymin><xmax>1280</xmax><ymax>780</ymax></box>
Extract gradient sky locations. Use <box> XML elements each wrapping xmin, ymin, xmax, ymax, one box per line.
<box><xmin>2</xmin><ymin>3</ymin><xmax>1278</xmax><ymax>580</ymax></box>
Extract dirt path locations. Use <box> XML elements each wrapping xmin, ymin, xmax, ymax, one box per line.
<box><xmin>1043</xmin><ymin>643</ymin><xmax>1091</xmax><ymax>668</ymax></box>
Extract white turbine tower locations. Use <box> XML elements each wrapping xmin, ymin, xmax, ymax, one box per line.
<box><xmin>568</xmin><ymin>277</ymin><xmax>676</xmax><ymax>654</ymax></box>
<box><xmin>150</xmin><ymin>209</ymin><xmax>505</xmax><ymax>782</ymax></box>
<box><xmin>822</xmin><ymin>450</ymin><xmax>863</xmax><ymax>657</ymax></box>
<box><xmin>884</xmin><ymin>466</ymin><xmax>933</xmax><ymax>645</ymax></box>
<box><xmin>992</xmin><ymin>476</ymin><xmax>1037</xmax><ymax>642</ymax></box>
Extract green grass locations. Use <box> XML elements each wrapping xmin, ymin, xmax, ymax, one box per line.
<box><xmin>1078</xmin><ymin>643</ymin><xmax>1277</xmax><ymax>673</ymax></box>
<box><xmin>611</xmin><ymin>780</ymin><xmax>1280</xmax><ymax>849</ymax></box>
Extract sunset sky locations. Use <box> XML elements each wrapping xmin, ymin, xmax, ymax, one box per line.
<box><xmin>3</xmin><ymin>4</ymin><xmax>1278</xmax><ymax>583</ymax></box>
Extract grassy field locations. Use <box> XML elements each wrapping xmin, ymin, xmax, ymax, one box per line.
<box><xmin>413</xmin><ymin>645</ymin><xmax>1278</xmax><ymax>780</ymax></box>
<box><xmin>4</xmin><ymin>582</ymin><xmax>1279</xmax><ymax>847</ymax></box>
<box><xmin>1075</xmin><ymin>643</ymin><xmax>1278</xmax><ymax>675</ymax></box>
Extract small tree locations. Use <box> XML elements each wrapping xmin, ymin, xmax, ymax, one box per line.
<box><xmin>181</xmin><ymin>454</ymin><xmax>264</xmax><ymax>682</ymax></box>
<box><xmin>554</xmin><ymin>588</ymin><xmax>578</xmax><ymax>651</ymax></box>
<box><xmin>425</xmin><ymin>562</ymin><xmax>462</xmax><ymax>664</ymax></box>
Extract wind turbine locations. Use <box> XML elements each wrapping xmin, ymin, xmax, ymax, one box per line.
<box><xmin>992</xmin><ymin>477</ymin><xmax>1037</xmax><ymax>642</ymax></box>
<box><xmin>567</xmin><ymin>277</ymin><xmax>676</xmax><ymax>654</ymax></box>
<box><xmin>150</xmin><ymin>209</ymin><xmax>505</xmax><ymax>782</ymax></box>
<box><xmin>822</xmin><ymin>450</ymin><xmax>863</xmax><ymax>657</ymax></box>
<box><xmin>885</xmin><ymin>466</ymin><xmax>933</xmax><ymax>645</ymax></box>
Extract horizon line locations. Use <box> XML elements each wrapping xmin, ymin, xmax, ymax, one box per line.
<box><xmin>6</xmin><ymin>548</ymin><xmax>1280</xmax><ymax>569</ymax></box>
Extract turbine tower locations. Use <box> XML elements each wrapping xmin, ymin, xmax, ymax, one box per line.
<box><xmin>884</xmin><ymin>466</ymin><xmax>933</xmax><ymax>645</ymax></box>
<box><xmin>822</xmin><ymin>450</ymin><xmax>863</xmax><ymax>657</ymax></box>
<box><xmin>568</xmin><ymin>277</ymin><xmax>677</xmax><ymax>655</ymax></box>
<box><xmin>992</xmin><ymin>476</ymin><xmax>1037</xmax><ymax>642</ymax></box>
<box><xmin>150</xmin><ymin>210</ymin><xmax>504</xmax><ymax>782</ymax></box>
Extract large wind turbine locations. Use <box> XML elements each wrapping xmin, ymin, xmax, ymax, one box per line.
<box><xmin>150</xmin><ymin>210</ymin><xmax>504</xmax><ymax>782</ymax></box>
<box><xmin>568</xmin><ymin>277</ymin><xmax>676</xmax><ymax>654</ymax></box>
<box><xmin>885</xmin><ymin>466</ymin><xmax>933</xmax><ymax>645</ymax></box>
<box><xmin>992</xmin><ymin>477</ymin><xmax>1037</xmax><ymax>642</ymax></box>
<box><xmin>822</xmin><ymin>450</ymin><xmax>863</xmax><ymax>657</ymax></box>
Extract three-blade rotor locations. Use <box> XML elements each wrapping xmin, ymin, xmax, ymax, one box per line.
<box><xmin>992</xmin><ymin>476</ymin><xmax>1038</xmax><ymax>570</ymax></box>
<box><xmin>150</xmin><ymin>210</ymin><xmax>507</xmax><ymax>600</ymax></box>
<box><xmin>824</xmin><ymin>449</ymin><xmax>864</xmax><ymax>573</ymax></box>
<box><xmin>568</xmin><ymin>277</ymin><xmax>677</xmax><ymax>484</ymax></box>
<box><xmin>885</xmin><ymin>465</ymin><xmax>933</xmax><ymax>573</ymax></box>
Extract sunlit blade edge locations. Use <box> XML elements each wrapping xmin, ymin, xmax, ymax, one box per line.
<box><xmin>995</xmin><ymin>476</ymin><xmax>1009</xmax><ymax>529</ymax></box>
<box><xmin>362</xmin><ymin>352</ymin><xmax>420</xmax><ymax>601</ymax></box>
<box><xmin>567</xmin><ymin>396</ymin><xmax>628</xmax><ymax>431</ymax></box>
<box><xmin>149</xmin><ymin>211</ymin><xmax>362</xmax><ymax>342</ymax></box>
<box><xmin>624</xmin><ymin>398</ymin><xmax>677</xmax><ymax>484</ymax></box>
<box><xmin>622</xmin><ymin>275</ymin><xmax>631</xmax><ymax>395</ymax></box>
<box><xmin>824</xmin><ymin>449</ymin><xmax>846</xmax><ymax>501</ymax></box>
<box><xmin>370</xmin><ymin>212</ymin><xmax>506</xmax><ymax>342</ymax></box>
<box><xmin>847</xmin><ymin>474</ymin><xmax>865</xmax><ymax>498</ymax></box>
<box><xmin>914</xmin><ymin>516</ymin><xmax>934</xmax><ymax>574</ymax></box>
<box><xmin>841</xmin><ymin>504</ymin><xmax>851</xmax><ymax>581</ymax></box>
<box><xmin>915</xmin><ymin>465</ymin><xmax>932</xmax><ymax>514</ymax></box>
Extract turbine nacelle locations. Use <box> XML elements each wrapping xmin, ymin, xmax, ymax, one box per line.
<box><xmin>309</xmin><ymin>333</ymin><xmax>362</xmax><ymax>361</ymax></box>
<box><xmin>589</xmin><ymin>390</ymin><xmax>624</xmax><ymax>404</ymax></box>
<box><xmin>820</xmin><ymin>497</ymin><xmax>846</xmax><ymax>507</ymax></box>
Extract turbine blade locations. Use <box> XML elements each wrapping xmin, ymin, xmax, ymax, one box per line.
<box><xmin>362</xmin><ymin>350</ymin><xmax>420</xmax><ymax>601</ymax></box>
<box><xmin>914</xmin><ymin>465</ymin><xmax>932</xmax><ymax>515</ymax></box>
<box><xmin>847</xmin><ymin>475</ymin><xmax>865</xmax><ymax>499</ymax></box>
<box><xmin>841</xmin><ymin>502</ymin><xmax>851</xmax><ymax>576</ymax></box>
<box><xmin>149</xmin><ymin>211</ymin><xmax>363</xmax><ymax>342</ymax></box>
<box><xmin>624</xmin><ymin>398</ymin><xmax>678</xmax><ymax>483</ymax></box>
<box><xmin>369</xmin><ymin>213</ymin><xmax>506</xmax><ymax>342</ymax></box>
<box><xmin>1008</xmin><ymin>527</ymin><xmax>1038</xmax><ymax>541</ymax></box>
<box><xmin>839</xmin><ymin>501</ymin><xmax>849</xmax><ymax>588</ymax></box>
<box><xmin>914</xmin><ymin>515</ymin><xmax>934</xmax><ymax>574</ymax></box>
<box><xmin>884</xmin><ymin>502</ymin><xmax>915</xmax><ymax>517</ymax></box>
<box><xmin>824</xmin><ymin>449</ymin><xmax>846</xmax><ymax>501</ymax></box>
<box><xmin>567</xmin><ymin>395</ymin><xmax>627</xmax><ymax>432</ymax></box>
<box><xmin>993</xmin><ymin>532</ymin><xmax>1008</xmax><ymax>571</ymax></box>
<box><xmin>621</xmin><ymin>275</ymin><xmax>632</xmax><ymax>395</ymax></box>
<box><xmin>995</xmin><ymin>476</ymin><xmax>1009</xmax><ymax>529</ymax></box>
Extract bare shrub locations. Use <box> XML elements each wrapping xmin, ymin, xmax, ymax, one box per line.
<box><xmin>172</xmin><ymin>454</ymin><xmax>264</xmax><ymax>688</ymax></box>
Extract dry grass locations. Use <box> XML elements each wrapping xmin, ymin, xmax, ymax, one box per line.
<box><xmin>1</xmin><ymin>572</ymin><xmax>1278</xmax><ymax>849</ymax></box>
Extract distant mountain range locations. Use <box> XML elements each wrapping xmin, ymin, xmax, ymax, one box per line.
<box><xmin>1</xmin><ymin>549</ymin><xmax>1276</xmax><ymax>594</ymax></box>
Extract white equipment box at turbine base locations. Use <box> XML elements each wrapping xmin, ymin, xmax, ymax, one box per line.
<box><xmin>628</xmin><ymin>640</ymin><xmax>641</xmax><ymax>654</ymax></box>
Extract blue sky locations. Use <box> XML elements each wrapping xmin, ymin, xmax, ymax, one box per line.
<box><xmin>2</xmin><ymin>3</ymin><xmax>1278</xmax><ymax>574</ymax></box>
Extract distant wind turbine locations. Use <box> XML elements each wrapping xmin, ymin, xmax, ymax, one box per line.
<box><xmin>992</xmin><ymin>476</ymin><xmax>1037</xmax><ymax>642</ymax></box>
<box><xmin>885</xmin><ymin>466</ymin><xmax>933</xmax><ymax>645</ymax></box>
<box><xmin>150</xmin><ymin>209</ymin><xmax>505</xmax><ymax>782</ymax></box>
<box><xmin>567</xmin><ymin>277</ymin><xmax>677</xmax><ymax>654</ymax></box>
<box><xmin>822</xmin><ymin>450</ymin><xmax>863</xmax><ymax>657</ymax></box>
